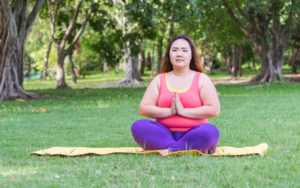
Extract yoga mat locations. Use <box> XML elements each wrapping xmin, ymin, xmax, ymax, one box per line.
<box><xmin>29</xmin><ymin>143</ymin><xmax>268</xmax><ymax>157</ymax></box>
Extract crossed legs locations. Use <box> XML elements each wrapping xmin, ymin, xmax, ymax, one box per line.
<box><xmin>131</xmin><ymin>119</ymin><xmax>220</xmax><ymax>154</ymax></box>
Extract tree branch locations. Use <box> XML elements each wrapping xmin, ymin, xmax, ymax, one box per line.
<box><xmin>47</xmin><ymin>0</ymin><xmax>60</xmax><ymax>45</ymax></box>
<box><xmin>25</xmin><ymin>0</ymin><xmax>45</xmax><ymax>40</ymax></box>
<box><xmin>234</xmin><ymin>2</ymin><xmax>261</xmax><ymax>37</ymax></box>
<box><xmin>281</xmin><ymin>12</ymin><xmax>293</xmax><ymax>37</ymax></box>
<box><xmin>59</xmin><ymin>0</ymin><xmax>83</xmax><ymax>50</ymax></box>
<box><xmin>64</xmin><ymin>0</ymin><xmax>99</xmax><ymax>56</ymax></box>
<box><xmin>222</xmin><ymin>0</ymin><xmax>251</xmax><ymax>38</ymax></box>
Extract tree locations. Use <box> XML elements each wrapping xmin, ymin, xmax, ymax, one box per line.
<box><xmin>222</xmin><ymin>0</ymin><xmax>299</xmax><ymax>83</ymax></box>
<box><xmin>46</xmin><ymin>0</ymin><xmax>98</xmax><ymax>89</ymax></box>
<box><xmin>0</xmin><ymin>0</ymin><xmax>45</xmax><ymax>100</ymax></box>
<box><xmin>290</xmin><ymin>25</ymin><xmax>300</xmax><ymax>74</ymax></box>
<box><xmin>110</xmin><ymin>0</ymin><xmax>156</xmax><ymax>86</ymax></box>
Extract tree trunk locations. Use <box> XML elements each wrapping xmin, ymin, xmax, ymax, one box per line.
<box><xmin>167</xmin><ymin>21</ymin><xmax>174</xmax><ymax>42</ymax></box>
<box><xmin>56</xmin><ymin>52</ymin><xmax>70</xmax><ymax>89</ymax></box>
<box><xmin>118</xmin><ymin>44</ymin><xmax>141</xmax><ymax>86</ymax></box>
<box><xmin>25</xmin><ymin>52</ymin><xmax>32</xmax><ymax>77</ymax></box>
<box><xmin>42</xmin><ymin>40</ymin><xmax>52</xmax><ymax>80</ymax></box>
<box><xmin>139</xmin><ymin>50</ymin><xmax>145</xmax><ymax>76</ymax></box>
<box><xmin>231</xmin><ymin>44</ymin><xmax>238</xmax><ymax>79</ymax></box>
<box><xmin>0</xmin><ymin>0</ymin><xmax>44</xmax><ymax>100</ymax></box>
<box><xmin>147</xmin><ymin>52</ymin><xmax>151</xmax><ymax>71</ymax></box>
<box><xmin>238</xmin><ymin>44</ymin><xmax>243</xmax><ymax>77</ymax></box>
<box><xmin>156</xmin><ymin>38</ymin><xmax>163</xmax><ymax>74</ymax></box>
<box><xmin>200</xmin><ymin>46</ymin><xmax>205</xmax><ymax>70</ymax></box>
<box><xmin>151</xmin><ymin>46</ymin><xmax>154</xmax><ymax>77</ymax></box>
<box><xmin>68</xmin><ymin>54</ymin><xmax>76</xmax><ymax>84</ymax></box>
<box><xmin>291</xmin><ymin>48</ymin><xmax>299</xmax><ymax>74</ymax></box>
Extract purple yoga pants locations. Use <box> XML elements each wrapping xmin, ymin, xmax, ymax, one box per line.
<box><xmin>131</xmin><ymin>119</ymin><xmax>220</xmax><ymax>154</ymax></box>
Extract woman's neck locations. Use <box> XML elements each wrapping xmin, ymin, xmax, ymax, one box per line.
<box><xmin>172</xmin><ymin>67</ymin><xmax>190</xmax><ymax>77</ymax></box>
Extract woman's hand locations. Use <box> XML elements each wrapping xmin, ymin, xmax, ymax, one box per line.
<box><xmin>171</xmin><ymin>92</ymin><xmax>177</xmax><ymax>115</ymax></box>
<box><xmin>174</xmin><ymin>92</ymin><xmax>185</xmax><ymax>116</ymax></box>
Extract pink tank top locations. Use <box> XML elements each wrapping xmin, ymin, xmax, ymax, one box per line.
<box><xmin>156</xmin><ymin>72</ymin><xmax>208</xmax><ymax>131</ymax></box>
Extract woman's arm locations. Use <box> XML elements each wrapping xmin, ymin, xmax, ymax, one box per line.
<box><xmin>139</xmin><ymin>75</ymin><xmax>176</xmax><ymax>119</ymax></box>
<box><xmin>176</xmin><ymin>74</ymin><xmax>220</xmax><ymax>119</ymax></box>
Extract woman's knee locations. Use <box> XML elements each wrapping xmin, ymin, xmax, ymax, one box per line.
<box><xmin>131</xmin><ymin>119</ymin><xmax>152</xmax><ymax>133</ymax></box>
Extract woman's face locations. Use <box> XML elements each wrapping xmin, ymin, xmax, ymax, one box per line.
<box><xmin>169</xmin><ymin>39</ymin><xmax>192</xmax><ymax>69</ymax></box>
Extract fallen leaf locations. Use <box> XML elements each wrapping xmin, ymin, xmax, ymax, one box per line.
<box><xmin>217</xmin><ymin>92</ymin><xmax>220</xmax><ymax>96</ymax></box>
<box><xmin>11</xmin><ymin>176</ymin><xmax>15</xmax><ymax>181</ymax></box>
<box><xmin>14</xmin><ymin>106</ymin><xmax>20</xmax><ymax>110</ymax></box>
<box><xmin>138</xmin><ymin>182</ymin><xmax>141</xmax><ymax>187</ymax></box>
<box><xmin>171</xmin><ymin>176</ymin><xmax>175</xmax><ymax>180</ymax></box>
<box><xmin>85</xmin><ymin>156</ymin><xmax>89</xmax><ymax>160</ymax></box>
<box><xmin>285</xmin><ymin>150</ymin><xmax>290</xmax><ymax>153</ymax></box>
<box><xmin>73</xmin><ymin>160</ymin><xmax>78</xmax><ymax>163</ymax></box>
<box><xmin>59</xmin><ymin>104</ymin><xmax>63</xmax><ymax>106</ymax></box>
<box><xmin>55</xmin><ymin>175</ymin><xmax>60</xmax><ymax>179</ymax></box>
<box><xmin>95</xmin><ymin>169</ymin><xmax>102</xmax><ymax>175</ymax></box>
<box><xmin>28</xmin><ymin>105</ymin><xmax>32</xmax><ymax>108</ymax></box>
<box><xmin>14</xmin><ymin>147</ymin><xmax>18</xmax><ymax>150</ymax></box>
<box><xmin>272</xmin><ymin>119</ymin><xmax>275</xmax><ymax>121</ymax></box>
<box><xmin>1</xmin><ymin>105</ymin><xmax>6</xmax><ymax>108</ymax></box>
<box><xmin>115</xmin><ymin>165</ymin><xmax>118</xmax><ymax>169</ymax></box>
<box><xmin>117</xmin><ymin>95</ymin><xmax>120</xmax><ymax>97</ymax></box>
<box><xmin>186</xmin><ymin>165</ymin><xmax>190</xmax><ymax>169</ymax></box>
<box><xmin>129</xmin><ymin>170</ymin><xmax>135</xmax><ymax>173</ymax></box>
<box><xmin>32</xmin><ymin>109</ymin><xmax>36</xmax><ymax>112</ymax></box>
<box><xmin>150</xmin><ymin>176</ymin><xmax>154</xmax><ymax>180</ymax></box>
<box><xmin>15</xmin><ymin>99</ymin><xmax>25</xmax><ymax>102</ymax></box>
<box><xmin>85</xmin><ymin>101</ymin><xmax>87</xmax><ymax>103</ymax></box>
<box><xmin>40</xmin><ymin>107</ymin><xmax>47</xmax><ymax>112</ymax></box>
<box><xmin>134</xmin><ymin>178</ymin><xmax>139</xmax><ymax>182</ymax></box>
<box><xmin>0</xmin><ymin>113</ymin><xmax>4</xmax><ymax>116</ymax></box>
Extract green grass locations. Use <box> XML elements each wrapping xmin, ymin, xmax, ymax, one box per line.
<box><xmin>1</xmin><ymin>72</ymin><xmax>300</xmax><ymax>187</ymax></box>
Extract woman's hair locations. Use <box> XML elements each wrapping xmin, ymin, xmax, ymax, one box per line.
<box><xmin>160</xmin><ymin>34</ymin><xmax>204</xmax><ymax>73</ymax></box>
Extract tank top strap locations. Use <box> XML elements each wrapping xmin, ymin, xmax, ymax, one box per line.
<box><xmin>159</xmin><ymin>73</ymin><xmax>168</xmax><ymax>94</ymax></box>
<box><xmin>190</xmin><ymin>72</ymin><xmax>201</xmax><ymax>91</ymax></box>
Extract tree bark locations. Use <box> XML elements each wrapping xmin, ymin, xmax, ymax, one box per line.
<box><xmin>25</xmin><ymin>52</ymin><xmax>32</xmax><ymax>77</ymax></box>
<box><xmin>0</xmin><ymin>0</ymin><xmax>45</xmax><ymax>100</ymax></box>
<box><xmin>42</xmin><ymin>40</ymin><xmax>52</xmax><ymax>80</ymax></box>
<box><xmin>147</xmin><ymin>52</ymin><xmax>151</xmax><ymax>71</ymax></box>
<box><xmin>231</xmin><ymin>44</ymin><xmax>238</xmax><ymax>79</ymax></box>
<box><xmin>118</xmin><ymin>43</ymin><xmax>142</xmax><ymax>86</ymax></box>
<box><xmin>68</xmin><ymin>54</ymin><xmax>76</xmax><ymax>84</ymax></box>
<box><xmin>291</xmin><ymin>48</ymin><xmax>299</xmax><ymax>74</ymax></box>
<box><xmin>56</xmin><ymin>52</ymin><xmax>69</xmax><ymax>89</ymax></box>
<box><xmin>139</xmin><ymin>50</ymin><xmax>145</xmax><ymax>76</ymax></box>
<box><xmin>238</xmin><ymin>44</ymin><xmax>243</xmax><ymax>77</ymax></box>
<box><xmin>156</xmin><ymin>38</ymin><xmax>163</xmax><ymax>74</ymax></box>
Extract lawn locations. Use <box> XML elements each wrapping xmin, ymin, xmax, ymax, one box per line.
<box><xmin>1</xmin><ymin>71</ymin><xmax>300</xmax><ymax>187</ymax></box>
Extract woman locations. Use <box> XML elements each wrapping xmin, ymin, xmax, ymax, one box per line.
<box><xmin>131</xmin><ymin>34</ymin><xmax>220</xmax><ymax>154</ymax></box>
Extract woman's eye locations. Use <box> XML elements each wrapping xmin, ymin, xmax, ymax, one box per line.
<box><xmin>183</xmin><ymin>50</ymin><xmax>188</xmax><ymax>52</ymax></box>
<box><xmin>172</xmin><ymin>50</ymin><xmax>177</xmax><ymax>51</ymax></box>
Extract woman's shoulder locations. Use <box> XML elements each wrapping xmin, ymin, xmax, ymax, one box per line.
<box><xmin>198</xmin><ymin>72</ymin><xmax>213</xmax><ymax>88</ymax></box>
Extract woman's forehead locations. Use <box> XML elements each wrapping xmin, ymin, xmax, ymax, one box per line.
<box><xmin>171</xmin><ymin>39</ymin><xmax>190</xmax><ymax>48</ymax></box>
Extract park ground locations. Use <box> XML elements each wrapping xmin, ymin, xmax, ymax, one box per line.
<box><xmin>1</xmin><ymin>69</ymin><xmax>300</xmax><ymax>187</ymax></box>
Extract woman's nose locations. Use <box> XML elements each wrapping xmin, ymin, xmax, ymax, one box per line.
<box><xmin>176</xmin><ymin>50</ymin><xmax>182</xmax><ymax>56</ymax></box>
